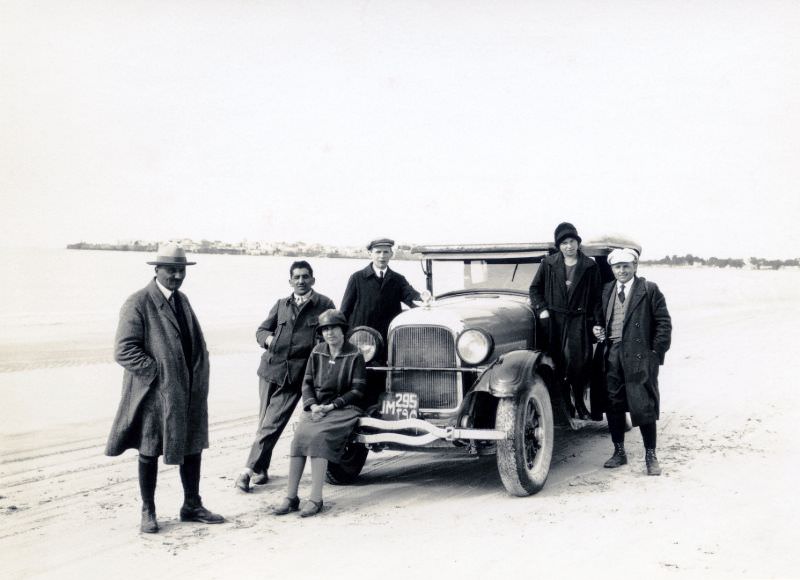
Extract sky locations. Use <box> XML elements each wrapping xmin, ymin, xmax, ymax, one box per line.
<box><xmin>2</xmin><ymin>0</ymin><xmax>799</xmax><ymax>259</ymax></box>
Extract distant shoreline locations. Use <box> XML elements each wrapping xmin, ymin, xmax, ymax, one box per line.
<box><xmin>65</xmin><ymin>243</ymin><xmax>799</xmax><ymax>269</ymax></box>
<box><xmin>65</xmin><ymin>242</ymin><xmax>419</xmax><ymax>260</ymax></box>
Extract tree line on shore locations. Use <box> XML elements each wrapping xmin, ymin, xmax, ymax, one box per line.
<box><xmin>66</xmin><ymin>242</ymin><xmax>797</xmax><ymax>270</ymax></box>
<box><xmin>65</xmin><ymin>240</ymin><xmax>418</xmax><ymax>260</ymax></box>
<box><xmin>640</xmin><ymin>254</ymin><xmax>799</xmax><ymax>270</ymax></box>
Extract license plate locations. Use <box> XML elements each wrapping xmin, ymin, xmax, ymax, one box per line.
<box><xmin>378</xmin><ymin>392</ymin><xmax>419</xmax><ymax>420</ymax></box>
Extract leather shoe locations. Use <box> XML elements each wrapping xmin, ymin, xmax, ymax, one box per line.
<box><xmin>603</xmin><ymin>443</ymin><xmax>628</xmax><ymax>468</ymax></box>
<box><xmin>140</xmin><ymin>506</ymin><xmax>158</xmax><ymax>534</ymax></box>
<box><xmin>251</xmin><ymin>472</ymin><xmax>269</xmax><ymax>485</ymax></box>
<box><xmin>300</xmin><ymin>499</ymin><xmax>323</xmax><ymax>518</ymax></box>
<box><xmin>234</xmin><ymin>472</ymin><xmax>251</xmax><ymax>493</ymax></box>
<box><xmin>273</xmin><ymin>496</ymin><xmax>300</xmax><ymax>516</ymax></box>
<box><xmin>180</xmin><ymin>500</ymin><xmax>225</xmax><ymax>524</ymax></box>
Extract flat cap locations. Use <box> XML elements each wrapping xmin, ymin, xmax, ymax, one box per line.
<box><xmin>367</xmin><ymin>238</ymin><xmax>395</xmax><ymax>250</ymax></box>
<box><xmin>608</xmin><ymin>248</ymin><xmax>639</xmax><ymax>265</ymax></box>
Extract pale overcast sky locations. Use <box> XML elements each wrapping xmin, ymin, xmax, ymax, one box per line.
<box><xmin>2</xmin><ymin>1</ymin><xmax>798</xmax><ymax>259</ymax></box>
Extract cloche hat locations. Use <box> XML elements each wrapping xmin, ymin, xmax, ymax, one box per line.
<box><xmin>316</xmin><ymin>309</ymin><xmax>349</xmax><ymax>333</ymax></box>
<box><xmin>554</xmin><ymin>222</ymin><xmax>582</xmax><ymax>246</ymax></box>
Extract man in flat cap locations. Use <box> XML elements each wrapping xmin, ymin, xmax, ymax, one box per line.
<box><xmin>106</xmin><ymin>243</ymin><xmax>224</xmax><ymax>533</ymax></box>
<box><xmin>341</xmin><ymin>238</ymin><xmax>422</xmax><ymax>360</ymax></box>
<box><xmin>593</xmin><ymin>248</ymin><xmax>672</xmax><ymax>475</ymax></box>
<box><xmin>234</xmin><ymin>260</ymin><xmax>335</xmax><ymax>492</ymax></box>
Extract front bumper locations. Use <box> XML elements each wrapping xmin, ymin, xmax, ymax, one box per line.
<box><xmin>355</xmin><ymin>417</ymin><xmax>507</xmax><ymax>446</ymax></box>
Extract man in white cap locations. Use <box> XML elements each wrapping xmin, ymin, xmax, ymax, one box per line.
<box><xmin>593</xmin><ymin>248</ymin><xmax>672</xmax><ymax>475</ymax></box>
<box><xmin>106</xmin><ymin>243</ymin><xmax>224</xmax><ymax>532</ymax></box>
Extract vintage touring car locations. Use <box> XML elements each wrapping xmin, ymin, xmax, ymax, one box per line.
<box><xmin>330</xmin><ymin>240</ymin><xmax>637</xmax><ymax>496</ymax></box>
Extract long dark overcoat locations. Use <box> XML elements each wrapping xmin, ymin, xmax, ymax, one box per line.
<box><xmin>341</xmin><ymin>264</ymin><xmax>420</xmax><ymax>345</ymax></box>
<box><xmin>596</xmin><ymin>276</ymin><xmax>672</xmax><ymax>426</ymax></box>
<box><xmin>529</xmin><ymin>251</ymin><xmax>603</xmax><ymax>388</ymax></box>
<box><xmin>256</xmin><ymin>291</ymin><xmax>335</xmax><ymax>387</ymax></box>
<box><xmin>105</xmin><ymin>279</ymin><xmax>210</xmax><ymax>465</ymax></box>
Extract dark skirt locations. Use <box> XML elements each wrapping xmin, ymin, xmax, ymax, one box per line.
<box><xmin>290</xmin><ymin>407</ymin><xmax>362</xmax><ymax>462</ymax></box>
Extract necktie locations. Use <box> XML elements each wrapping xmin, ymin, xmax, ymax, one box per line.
<box><xmin>618</xmin><ymin>285</ymin><xmax>626</xmax><ymax>304</ymax></box>
<box><xmin>170</xmin><ymin>291</ymin><xmax>193</xmax><ymax>369</ymax></box>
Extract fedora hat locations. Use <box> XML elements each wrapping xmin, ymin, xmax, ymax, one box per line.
<box><xmin>147</xmin><ymin>243</ymin><xmax>197</xmax><ymax>266</ymax></box>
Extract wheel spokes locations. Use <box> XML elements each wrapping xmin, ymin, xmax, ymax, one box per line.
<box><xmin>524</xmin><ymin>397</ymin><xmax>542</xmax><ymax>469</ymax></box>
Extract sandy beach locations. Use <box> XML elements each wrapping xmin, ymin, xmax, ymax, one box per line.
<box><xmin>2</xmin><ymin>262</ymin><xmax>799</xmax><ymax>579</ymax></box>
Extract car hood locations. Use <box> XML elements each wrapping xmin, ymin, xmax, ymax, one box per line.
<box><xmin>389</xmin><ymin>293</ymin><xmax>533</xmax><ymax>335</ymax></box>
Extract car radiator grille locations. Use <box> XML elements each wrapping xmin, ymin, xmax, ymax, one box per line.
<box><xmin>389</xmin><ymin>326</ymin><xmax>459</xmax><ymax>409</ymax></box>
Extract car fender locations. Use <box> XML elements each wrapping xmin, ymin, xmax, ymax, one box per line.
<box><xmin>473</xmin><ymin>350</ymin><xmax>554</xmax><ymax>399</ymax></box>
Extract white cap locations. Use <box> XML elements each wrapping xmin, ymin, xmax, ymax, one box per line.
<box><xmin>608</xmin><ymin>248</ymin><xmax>638</xmax><ymax>265</ymax></box>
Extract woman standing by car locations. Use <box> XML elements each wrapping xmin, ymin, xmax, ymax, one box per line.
<box><xmin>273</xmin><ymin>309</ymin><xmax>367</xmax><ymax>517</ymax></box>
<box><xmin>529</xmin><ymin>222</ymin><xmax>603</xmax><ymax>421</ymax></box>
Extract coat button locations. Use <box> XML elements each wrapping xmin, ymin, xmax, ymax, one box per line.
<box><xmin>636</xmin><ymin>353</ymin><xmax>642</xmax><ymax>359</ymax></box>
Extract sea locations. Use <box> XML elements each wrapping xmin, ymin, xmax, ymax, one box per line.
<box><xmin>0</xmin><ymin>247</ymin><xmax>427</xmax><ymax>372</ymax></box>
<box><xmin>1</xmin><ymin>246</ymin><xmax>798</xmax><ymax>435</ymax></box>
<box><xmin>2</xmin><ymin>246</ymin><xmax>799</xmax><ymax>368</ymax></box>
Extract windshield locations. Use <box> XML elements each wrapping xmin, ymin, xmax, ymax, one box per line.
<box><xmin>430</xmin><ymin>258</ymin><xmax>541</xmax><ymax>295</ymax></box>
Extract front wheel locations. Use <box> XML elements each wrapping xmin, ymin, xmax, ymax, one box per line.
<box><xmin>326</xmin><ymin>442</ymin><xmax>368</xmax><ymax>485</ymax></box>
<box><xmin>495</xmin><ymin>377</ymin><xmax>554</xmax><ymax>496</ymax></box>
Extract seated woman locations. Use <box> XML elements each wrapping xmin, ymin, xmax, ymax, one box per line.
<box><xmin>273</xmin><ymin>309</ymin><xmax>366</xmax><ymax>517</ymax></box>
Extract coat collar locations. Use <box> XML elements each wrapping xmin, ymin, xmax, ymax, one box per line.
<box><xmin>546</xmin><ymin>251</ymin><xmax>590</xmax><ymax>303</ymax></box>
<box><xmin>315</xmin><ymin>340</ymin><xmax>359</xmax><ymax>358</ymax></box>
<box><xmin>603</xmin><ymin>277</ymin><xmax>648</xmax><ymax>327</ymax></box>
<box><xmin>147</xmin><ymin>278</ymin><xmax>181</xmax><ymax>333</ymax></box>
<box><xmin>360</xmin><ymin>263</ymin><xmax>394</xmax><ymax>281</ymax></box>
<box><xmin>623</xmin><ymin>277</ymin><xmax>647</xmax><ymax>324</ymax></box>
<box><xmin>283</xmin><ymin>290</ymin><xmax>319</xmax><ymax>307</ymax></box>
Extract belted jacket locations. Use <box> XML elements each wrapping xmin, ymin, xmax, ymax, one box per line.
<box><xmin>256</xmin><ymin>291</ymin><xmax>335</xmax><ymax>387</ymax></box>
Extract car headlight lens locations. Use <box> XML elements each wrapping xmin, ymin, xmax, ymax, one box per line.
<box><xmin>348</xmin><ymin>326</ymin><xmax>384</xmax><ymax>363</ymax></box>
<box><xmin>456</xmin><ymin>329</ymin><xmax>493</xmax><ymax>365</ymax></box>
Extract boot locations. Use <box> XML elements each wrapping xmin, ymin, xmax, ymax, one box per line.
<box><xmin>603</xmin><ymin>443</ymin><xmax>628</xmax><ymax>468</ymax></box>
<box><xmin>251</xmin><ymin>471</ymin><xmax>269</xmax><ymax>485</ymax></box>
<box><xmin>140</xmin><ymin>502</ymin><xmax>158</xmax><ymax>534</ymax></box>
<box><xmin>645</xmin><ymin>448</ymin><xmax>662</xmax><ymax>476</ymax></box>
<box><xmin>180</xmin><ymin>496</ymin><xmax>225</xmax><ymax>524</ymax></box>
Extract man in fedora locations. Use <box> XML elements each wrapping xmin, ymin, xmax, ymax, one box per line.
<box><xmin>593</xmin><ymin>248</ymin><xmax>672</xmax><ymax>475</ymax></box>
<box><xmin>234</xmin><ymin>260</ymin><xmax>335</xmax><ymax>492</ymax></box>
<box><xmin>106</xmin><ymin>242</ymin><xmax>224</xmax><ymax>533</ymax></box>
<box><xmin>341</xmin><ymin>238</ymin><xmax>422</xmax><ymax>358</ymax></box>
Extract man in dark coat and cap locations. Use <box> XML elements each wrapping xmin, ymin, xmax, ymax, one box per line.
<box><xmin>341</xmin><ymin>238</ymin><xmax>422</xmax><ymax>359</ymax></box>
<box><xmin>106</xmin><ymin>243</ymin><xmax>224</xmax><ymax>533</ymax></box>
<box><xmin>593</xmin><ymin>248</ymin><xmax>672</xmax><ymax>475</ymax></box>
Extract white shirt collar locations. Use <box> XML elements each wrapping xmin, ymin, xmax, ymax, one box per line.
<box><xmin>155</xmin><ymin>278</ymin><xmax>173</xmax><ymax>301</ymax></box>
<box><xmin>294</xmin><ymin>290</ymin><xmax>313</xmax><ymax>304</ymax></box>
<box><xmin>372</xmin><ymin>264</ymin><xmax>388</xmax><ymax>277</ymax></box>
<box><xmin>617</xmin><ymin>278</ymin><xmax>634</xmax><ymax>295</ymax></box>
